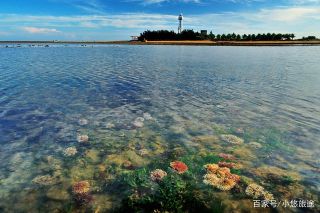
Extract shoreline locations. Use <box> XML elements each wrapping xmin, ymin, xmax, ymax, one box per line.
<box><xmin>1</xmin><ymin>40</ymin><xmax>320</xmax><ymax>46</ymax></box>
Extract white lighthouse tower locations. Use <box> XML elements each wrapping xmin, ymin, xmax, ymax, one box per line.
<box><xmin>178</xmin><ymin>13</ymin><xmax>183</xmax><ymax>34</ymax></box>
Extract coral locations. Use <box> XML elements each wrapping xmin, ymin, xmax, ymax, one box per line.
<box><xmin>63</xmin><ymin>147</ymin><xmax>77</xmax><ymax>156</ymax></box>
<box><xmin>78</xmin><ymin>118</ymin><xmax>88</xmax><ymax>126</ymax></box>
<box><xmin>143</xmin><ymin>112</ymin><xmax>153</xmax><ymax>120</ymax></box>
<box><xmin>170</xmin><ymin>161</ymin><xmax>188</xmax><ymax>174</ymax></box>
<box><xmin>133</xmin><ymin>117</ymin><xmax>144</xmax><ymax>128</ymax></box>
<box><xmin>248</xmin><ymin>142</ymin><xmax>263</xmax><ymax>149</ymax></box>
<box><xmin>218</xmin><ymin>161</ymin><xmax>236</xmax><ymax>169</ymax></box>
<box><xmin>218</xmin><ymin>153</ymin><xmax>236</xmax><ymax>160</ymax></box>
<box><xmin>150</xmin><ymin>169</ymin><xmax>167</xmax><ymax>181</ymax></box>
<box><xmin>220</xmin><ymin>134</ymin><xmax>244</xmax><ymax>145</ymax></box>
<box><xmin>32</xmin><ymin>175</ymin><xmax>57</xmax><ymax>186</ymax></box>
<box><xmin>245</xmin><ymin>183</ymin><xmax>274</xmax><ymax>201</ymax></box>
<box><xmin>203</xmin><ymin>164</ymin><xmax>240</xmax><ymax>191</ymax></box>
<box><xmin>72</xmin><ymin>181</ymin><xmax>90</xmax><ymax>194</ymax></box>
<box><xmin>77</xmin><ymin>134</ymin><xmax>89</xmax><ymax>143</ymax></box>
<box><xmin>106</xmin><ymin>122</ymin><xmax>115</xmax><ymax>129</ymax></box>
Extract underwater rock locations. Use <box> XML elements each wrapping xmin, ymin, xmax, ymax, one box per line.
<box><xmin>252</xmin><ymin>166</ymin><xmax>301</xmax><ymax>183</ymax></box>
<box><xmin>220</xmin><ymin>134</ymin><xmax>244</xmax><ymax>145</ymax></box>
<box><xmin>32</xmin><ymin>175</ymin><xmax>57</xmax><ymax>186</ymax></box>
<box><xmin>143</xmin><ymin>113</ymin><xmax>153</xmax><ymax>120</ymax></box>
<box><xmin>63</xmin><ymin>147</ymin><xmax>77</xmax><ymax>157</ymax></box>
<box><xmin>105</xmin><ymin>150</ymin><xmax>149</xmax><ymax>168</ymax></box>
<box><xmin>46</xmin><ymin>187</ymin><xmax>70</xmax><ymax>201</ymax></box>
<box><xmin>150</xmin><ymin>169</ymin><xmax>167</xmax><ymax>182</ymax></box>
<box><xmin>245</xmin><ymin>183</ymin><xmax>274</xmax><ymax>201</ymax></box>
<box><xmin>77</xmin><ymin>134</ymin><xmax>89</xmax><ymax>143</ymax></box>
<box><xmin>132</xmin><ymin>117</ymin><xmax>144</xmax><ymax>128</ymax></box>
<box><xmin>203</xmin><ymin>164</ymin><xmax>240</xmax><ymax>191</ymax></box>
<box><xmin>78</xmin><ymin>118</ymin><xmax>88</xmax><ymax>126</ymax></box>
<box><xmin>170</xmin><ymin>161</ymin><xmax>188</xmax><ymax>174</ymax></box>
<box><xmin>72</xmin><ymin>181</ymin><xmax>90</xmax><ymax>194</ymax></box>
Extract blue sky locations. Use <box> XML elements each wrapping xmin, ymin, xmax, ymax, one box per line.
<box><xmin>0</xmin><ymin>0</ymin><xmax>319</xmax><ymax>40</ymax></box>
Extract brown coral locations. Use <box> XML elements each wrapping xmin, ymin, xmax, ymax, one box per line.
<box><xmin>220</xmin><ymin>134</ymin><xmax>244</xmax><ymax>145</ymax></box>
<box><xmin>72</xmin><ymin>181</ymin><xmax>90</xmax><ymax>194</ymax></box>
<box><xmin>150</xmin><ymin>169</ymin><xmax>167</xmax><ymax>181</ymax></box>
<box><xmin>218</xmin><ymin>161</ymin><xmax>236</xmax><ymax>169</ymax></box>
<box><xmin>203</xmin><ymin>163</ymin><xmax>240</xmax><ymax>191</ymax></box>
<box><xmin>245</xmin><ymin>183</ymin><xmax>274</xmax><ymax>201</ymax></box>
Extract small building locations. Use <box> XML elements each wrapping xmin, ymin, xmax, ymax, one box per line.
<box><xmin>130</xmin><ymin>36</ymin><xmax>139</xmax><ymax>41</ymax></box>
<box><xmin>201</xmin><ymin>30</ymin><xmax>208</xmax><ymax>36</ymax></box>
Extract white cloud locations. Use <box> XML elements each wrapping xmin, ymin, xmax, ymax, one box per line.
<box><xmin>0</xmin><ymin>5</ymin><xmax>319</xmax><ymax>39</ymax></box>
<box><xmin>22</xmin><ymin>27</ymin><xmax>61</xmax><ymax>34</ymax></box>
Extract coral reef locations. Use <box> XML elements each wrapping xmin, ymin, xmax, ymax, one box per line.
<box><xmin>32</xmin><ymin>175</ymin><xmax>57</xmax><ymax>186</ymax></box>
<box><xmin>63</xmin><ymin>147</ymin><xmax>77</xmax><ymax>156</ymax></box>
<box><xmin>150</xmin><ymin>169</ymin><xmax>167</xmax><ymax>181</ymax></box>
<box><xmin>220</xmin><ymin>134</ymin><xmax>244</xmax><ymax>145</ymax></box>
<box><xmin>72</xmin><ymin>181</ymin><xmax>90</xmax><ymax>194</ymax></box>
<box><xmin>77</xmin><ymin>134</ymin><xmax>89</xmax><ymax>143</ymax></box>
<box><xmin>203</xmin><ymin>164</ymin><xmax>240</xmax><ymax>191</ymax></box>
<box><xmin>133</xmin><ymin>117</ymin><xmax>144</xmax><ymax>128</ymax></box>
<box><xmin>245</xmin><ymin>183</ymin><xmax>274</xmax><ymax>201</ymax></box>
<box><xmin>170</xmin><ymin>161</ymin><xmax>188</xmax><ymax>174</ymax></box>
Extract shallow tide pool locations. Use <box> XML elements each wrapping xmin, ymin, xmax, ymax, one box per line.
<box><xmin>0</xmin><ymin>45</ymin><xmax>319</xmax><ymax>212</ymax></box>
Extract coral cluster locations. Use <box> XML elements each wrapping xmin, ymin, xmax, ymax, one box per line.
<box><xmin>245</xmin><ymin>183</ymin><xmax>274</xmax><ymax>201</ymax></box>
<box><xmin>150</xmin><ymin>169</ymin><xmax>167</xmax><ymax>181</ymax></box>
<box><xmin>218</xmin><ymin>153</ymin><xmax>236</xmax><ymax>160</ymax></box>
<box><xmin>72</xmin><ymin>180</ymin><xmax>93</xmax><ymax>206</ymax></box>
<box><xmin>203</xmin><ymin>164</ymin><xmax>240</xmax><ymax>191</ymax></box>
<box><xmin>220</xmin><ymin>134</ymin><xmax>244</xmax><ymax>145</ymax></box>
<box><xmin>72</xmin><ymin>181</ymin><xmax>90</xmax><ymax>194</ymax></box>
<box><xmin>170</xmin><ymin>161</ymin><xmax>188</xmax><ymax>174</ymax></box>
<box><xmin>77</xmin><ymin>134</ymin><xmax>89</xmax><ymax>143</ymax></box>
<box><xmin>63</xmin><ymin>147</ymin><xmax>77</xmax><ymax>156</ymax></box>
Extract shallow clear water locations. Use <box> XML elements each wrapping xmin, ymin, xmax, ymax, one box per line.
<box><xmin>0</xmin><ymin>45</ymin><xmax>319</xmax><ymax>212</ymax></box>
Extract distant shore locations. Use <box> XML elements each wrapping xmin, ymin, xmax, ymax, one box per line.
<box><xmin>1</xmin><ymin>40</ymin><xmax>320</xmax><ymax>46</ymax></box>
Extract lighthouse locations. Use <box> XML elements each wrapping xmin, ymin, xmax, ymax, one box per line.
<box><xmin>178</xmin><ymin>13</ymin><xmax>183</xmax><ymax>34</ymax></box>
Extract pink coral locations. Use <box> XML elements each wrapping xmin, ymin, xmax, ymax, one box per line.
<box><xmin>170</xmin><ymin>161</ymin><xmax>188</xmax><ymax>174</ymax></box>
